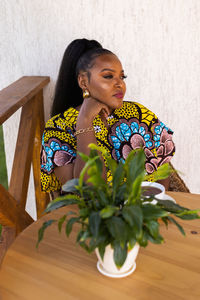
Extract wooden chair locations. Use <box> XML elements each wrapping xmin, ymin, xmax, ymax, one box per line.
<box><xmin>0</xmin><ymin>76</ymin><xmax>50</xmax><ymax>237</ymax></box>
<box><xmin>168</xmin><ymin>163</ymin><xmax>190</xmax><ymax>193</ymax></box>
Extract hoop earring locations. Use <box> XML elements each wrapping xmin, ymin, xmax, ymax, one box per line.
<box><xmin>83</xmin><ymin>89</ymin><xmax>90</xmax><ymax>99</ymax></box>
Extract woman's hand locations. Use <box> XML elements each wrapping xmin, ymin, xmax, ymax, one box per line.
<box><xmin>55</xmin><ymin>97</ymin><xmax>110</xmax><ymax>184</ymax></box>
<box><xmin>76</xmin><ymin>97</ymin><xmax>110</xmax><ymax>128</ymax></box>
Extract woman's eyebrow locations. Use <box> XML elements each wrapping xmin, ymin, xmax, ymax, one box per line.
<box><xmin>100</xmin><ymin>68</ymin><xmax>124</xmax><ymax>73</ymax></box>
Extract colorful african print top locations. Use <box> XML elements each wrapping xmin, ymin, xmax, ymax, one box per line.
<box><xmin>41</xmin><ymin>101</ymin><xmax>175</xmax><ymax>192</ymax></box>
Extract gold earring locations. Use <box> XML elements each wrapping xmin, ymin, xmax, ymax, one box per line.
<box><xmin>83</xmin><ymin>89</ymin><xmax>90</xmax><ymax>99</ymax></box>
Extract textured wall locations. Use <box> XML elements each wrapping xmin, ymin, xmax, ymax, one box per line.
<box><xmin>1</xmin><ymin>0</ymin><xmax>200</xmax><ymax>218</ymax></box>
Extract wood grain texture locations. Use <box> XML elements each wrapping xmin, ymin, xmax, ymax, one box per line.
<box><xmin>0</xmin><ymin>192</ymin><xmax>199</xmax><ymax>300</ymax></box>
<box><xmin>0</xmin><ymin>76</ymin><xmax>50</xmax><ymax>236</ymax></box>
<box><xmin>32</xmin><ymin>91</ymin><xmax>50</xmax><ymax>218</ymax></box>
<box><xmin>0</xmin><ymin>184</ymin><xmax>33</xmax><ymax>229</ymax></box>
<box><xmin>9</xmin><ymin>96</ymin><xmax>38</xmax><ymax>208</ymax></box>
<box><xmin>0</xmin><ymin>227</ymin><xmax>15</xmax><ymax>267</ymax></box>
<box><xmin>0</xmin><ymin>76</ymin><xmax>50</xmax><ymax>125</ymax></box>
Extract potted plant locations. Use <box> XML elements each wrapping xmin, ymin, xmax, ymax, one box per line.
<box><xmin>37</xmin><ymin>144</ymin><xmax>200</xmax><ymax>278</ymax></box>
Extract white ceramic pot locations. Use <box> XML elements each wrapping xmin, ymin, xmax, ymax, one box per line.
<box><xmin>95</xmin><ymin>243</ymin><xmax>140</xmax><ymax>277</ymax></box>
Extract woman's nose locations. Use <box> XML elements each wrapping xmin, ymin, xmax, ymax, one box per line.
<box><xmin>114</xmin><ymin>78</ymin><xmax>122</xmax><ymax>87</ymax></box>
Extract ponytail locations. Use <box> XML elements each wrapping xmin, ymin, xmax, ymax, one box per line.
<box><xmin>51</xmin><ymin>39</ymin><xmax>103</xmax><ymax>117</ymax></box>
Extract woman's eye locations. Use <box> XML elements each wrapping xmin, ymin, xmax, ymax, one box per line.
<box><xmin>103</xmin><ymin>75</ymin><xmax>113</xmax><ymax>79</ymax></box>
<box><xmin>103</xmin><ymin>74</ymin><xmax>127</xmax><ymax>80</ymax></box>
<box><xmin>121</xmin><ymin>75</ymin><xmax>127</xmax><ymax>80</ymax></box>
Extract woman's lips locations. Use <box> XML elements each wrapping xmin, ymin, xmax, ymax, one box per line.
<box><xmin>113</xmin><ymin>93</ymin><xmax>123</xmax><ymax>99</ymax></box>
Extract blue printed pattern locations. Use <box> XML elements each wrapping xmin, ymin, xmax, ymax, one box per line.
<box><xmin>41</xmin><ymin>137</ymin><xmax>76</xmax><ymax>174</ymax></box>
<box><xmin>153</xmin><ymin>122</ymin><xmax>169</xmax><ymax>147</ymax></box>
<box><xmin>110</xmin><ymin>119</ymin><xmax>153</xmax><ymax>161</ymax></box>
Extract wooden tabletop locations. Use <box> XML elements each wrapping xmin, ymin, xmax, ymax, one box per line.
<box><xmin>0</xmin><ymin>192</ymin><xmax>200</xmax><ymax>300</ymax></box>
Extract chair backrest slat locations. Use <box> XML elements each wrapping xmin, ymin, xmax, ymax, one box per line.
<box><xmin>0</xmin><ymin>76</ymin><xmax>50</xmax><ymax>235</ymax></box>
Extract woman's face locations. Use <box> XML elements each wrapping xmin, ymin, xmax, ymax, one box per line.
<box><xmin>81</xmin><ymin>54</ymin><xmax>126</xmax><ymax>112</ymax></box>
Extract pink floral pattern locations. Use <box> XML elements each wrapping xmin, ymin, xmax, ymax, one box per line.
<box><xmin>41</xmin><ymin>137</ymin><xmax>76</xmax><ymax>174</ymax></box>
<box><xmin>109</xmin><ymin>118</ymin><xmax>175</xmax><ymax>174</ymax></box>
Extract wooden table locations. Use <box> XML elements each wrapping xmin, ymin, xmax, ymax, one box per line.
<box><xmin>0</xmin><ymin>192</ymin><xmax>200</xmax><ymax>300</ymax></box>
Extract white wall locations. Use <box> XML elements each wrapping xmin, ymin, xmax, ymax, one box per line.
<box><xmin>1</xmin><ymin>0</ymin><xmax>200</xmax><ymax>218</ymax></box>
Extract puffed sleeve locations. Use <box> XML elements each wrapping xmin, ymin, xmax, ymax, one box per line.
<box><xmin>144</xmin><ymin>120</ymin><xmax>175</xmax><ymax>174</ymax></box>
<box><xmin>108</xmin><ymin>102</ymin><xmax>175</xmax><ymax>175</ymax></box>
<box><xmin>40</xmin><ymin>111</ymin><xmax>77</xmax><ymax>192</ymax></box>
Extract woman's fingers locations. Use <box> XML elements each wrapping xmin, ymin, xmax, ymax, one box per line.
<box><xmin>78</xmin><ymin>97</ymin><xmax>110</xmax><ymax>126</ymax></box>
<box><xmin>84</xmin><ymin>97</ymin><xmax>110</xmax><ymax>115</ymax></box>
<box><xmin>101</xmin><ymin>107</ymin><xmax>109</xmax><ymax>118</ymax></box>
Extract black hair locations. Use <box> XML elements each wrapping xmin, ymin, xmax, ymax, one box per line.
<box><xmin>51</xmin><ymin>38</ymin><xmax>113</xmax><ymax>117</ymax></box>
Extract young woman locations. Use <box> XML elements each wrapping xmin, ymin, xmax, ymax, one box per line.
<box><xmin>40</xmin><ymin>38</ymin><xmax>175</xmax><ymax>194</ymax></box>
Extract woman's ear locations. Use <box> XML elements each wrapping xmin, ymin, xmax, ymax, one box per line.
<box><xmin>77</xmin><ymin>72</ymin><xmax>89</xmax><ymax>90</ymax></box>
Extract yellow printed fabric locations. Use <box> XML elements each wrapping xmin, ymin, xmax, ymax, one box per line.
<box><xmin>40</xmin><ymin>101</ymin><xmax>175</xmax><ymax>192</ymax></box>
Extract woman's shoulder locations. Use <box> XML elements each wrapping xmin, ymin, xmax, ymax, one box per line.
<box><xmin>114</xmin><ymin>100</ymin><xmax>157</xmax><ymax>123</ymax></box>
<box><xmin>122</xmin><ymin>100</ymin><xmax>156</xmax><ymax>113</ymax></box>
<box><xmin>45</xmin><ymin>107</ymin><xmax>79</xmax><ymax>130</ymax></box>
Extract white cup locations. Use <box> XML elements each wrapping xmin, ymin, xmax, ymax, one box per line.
<box><xmin>141</xmin><ymin>181</ymin><xmax>165</xmax><ymax>204</ymax></box>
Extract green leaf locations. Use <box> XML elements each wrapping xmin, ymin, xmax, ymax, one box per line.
<box><xmin>94</xmin><ymin>228</ymin><xmax>109</xmax><ymax>245</ymax></box>
<box><xmin>129</xmin><ymin>174</ymin><xmax>144</xmax><ymax>202</ymax></box>
<box><xmin>145</xmin><ymin>220</ymin><xmax>159</xmax><ymax>238</ymax></box>
<box><xmin>100</xmin><ymin>206</ymin><xmax>118</xmax><ymax>218</ymax></box>
<box><xmin>89</xmin><ymin>234</ymin><xmax>108</xmax><ymax>253</ymax></box>
<box><xmin>36</xmin><ymin>219</ymin><xmax>56</xmax><ymax>248</ymax></box>
<box><xmin>167</xmin><ymin>216</ymin><xmax>185</xmax><ymax>236</ymax></box>
<box><xmin>112</xmin><ymin>161</ymin><xmax>125</xmax><ymax>199</ymax></box>
<box><xmin>145</xmin><ymin>231</ymin><xmax>164</xmax><ymax>244</ymax></box>
<box><xmin>128</xmin><ymin>237</ymin><xmax>136</xmax><ymax>250</ymax></box>
<box><xmin>0</xmin><ymin>224</ymin><xmax>2</xmax><ymax>237</ymax></box>
<box><xmin>114</xmin><ymin>182</ymin><xmax>127</xmax><ymax>206</ymax></box>
<box><xmin>97</xmin><ymin>190</ymin><xmax>109</xmax><ymax>206</ymax></box>
<box><xmin>62</xmin><ymin>178</ymin><xmax>79</xmax><ymax>193</ymax></box>
<box><xmin>58</xmin><ymin>211</ymin><xmax>76</xmax><ymax>233</ymax></box>
<box><xmin>79</xmin><ymin>156</ymin><xmax>99</xmax><ymax>187</ymax></box>
<box><xmin>145</xmin><ymin>163</ymin><xmax>172</xmax><ymax>182</ymax></box>
<box><xmin>175</xmin><ymin>214</ymin><xmax>199</xmax><ymax>220</ymax></box>
<box><xmin>87</xmin><ymin>165</ymin><xmax>97</xmax><ymax>177</ymax></box>
<box><xmin>161</xmin><ymin>217</ymin><xmax>169</xmax><ymax>228</ymax></box>
<box><xmin>156</xmin><ymin>199</ymin><xmax>189</xmax><ymax>213</ymax></box>
<box><xmin>79</xmin><ymin>241</ymin><xmax>90</xmax><ymax>252</ymax></box>
<box><xmin>66</xmin><ymin>217</ymin><xmax>80</xmax><ymax>236</ymax></box>
<box><xmin>87</xmin><ymin>174</ymin><xmax>105</xmax><ymax>186</ymax></box>
<box><xmin>89</xmin><ymin>148</ymin><xmax>99</xmax><ymax>158</ymax></box>
<box><xmin>76</xmin><ymin>230</ymin><xmax>85</xmax><ymax>242</ymax></box>
<box><xmin>106</xmin><ymin>158</ymin><xmax>117</xmax><ymax>178</ymax></box>
<box><xmin>88</xmin><ymin>238</ymin><xmax>98</xmax><ymax>252</ymax></box>
<box><xmin>88</xmin><ymin>143</ymin><xmax>108</xmax><ymax>157</ymax></box>
<box><xmin>125</xmin><ymin>149</ymin><xmax>146</xmax><ymax>190</ymax></box>
<box><xmin>157</xmin><ymin>199</ymin><xmax>200</xmax><ymax>220</ymax></box>
<box><xmin>124</xmin><ymin>149</ymin><xmax>137</xmax><ymax>169</ymax></box>
<box><xmin>176</xmin><ymin>210</ymin><xmax>200</xmax><ymax>220</ymax></box>
<box><xmin>122</xmin><ymin>205</ymin><xmax>143</xmax><ymax>230</ymax></box>
<box><xmin>45</xmin><ymin>199</ymin><xmax>78</xmax><ymax>213</ymax></box>
<box><xmin>78</xmin><ymin>152</ymin><xmax>90</xmax><ymax>162</ymax></box>
<box><xmin>137</xmin><ymin>231</ymin><xmax>148</xmax><ymax>247</ymax></box>
<box><xmin>79</xmin><ymin>230</ymin><xmax>90</xmax><ymax>242</ymax></box>
<box><xmin>95</xmin><ymin>156</ymin><xmax>103</xmax><ymax>174</ymax></box>
<box><xmin>98</xmin><ymin>243</ymin><xmax>107</xmax><ymax>261</ymax></box>
<box><xmin>45</xmin><ymin>194</ymin><xmax>80</xmax><ymax>213</ymax></box>
<box><xmin>142</xmin><ymin>204</ymin><xmax>168</xmax><ymax>220</ymax></box>
<box><xmin>79</xmin><ymin>208</ymin><xmax>90</xmax><ymax>218</ymax></box>
<box><xmin>89</xmin><ymin>212</ymin><xmax>101</xmax><ymax>238</ymax></box>
<box><xmin>106</xmin><ymin>216</ymin><xmax>127</xmax><ymax>241</ymax></box>
<box><xmin>113</xmin><ymin>241</ymin><xmax>128</xmax><ymax>268</ymax></box>
<box><xmin>58</xmin><ymin>215</ymin><xmax>66</xmax><ymax>233</ymax></box>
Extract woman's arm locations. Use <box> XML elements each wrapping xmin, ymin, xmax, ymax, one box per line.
<box><xmin>54</xmin><ymin>164</ymin><xmax>74</xmax><ymax>185</ymax></box>
<box><xmin>54</xmin><ymin>97</ymin><xmax>110</xmax><ymax>184</ymax></box>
